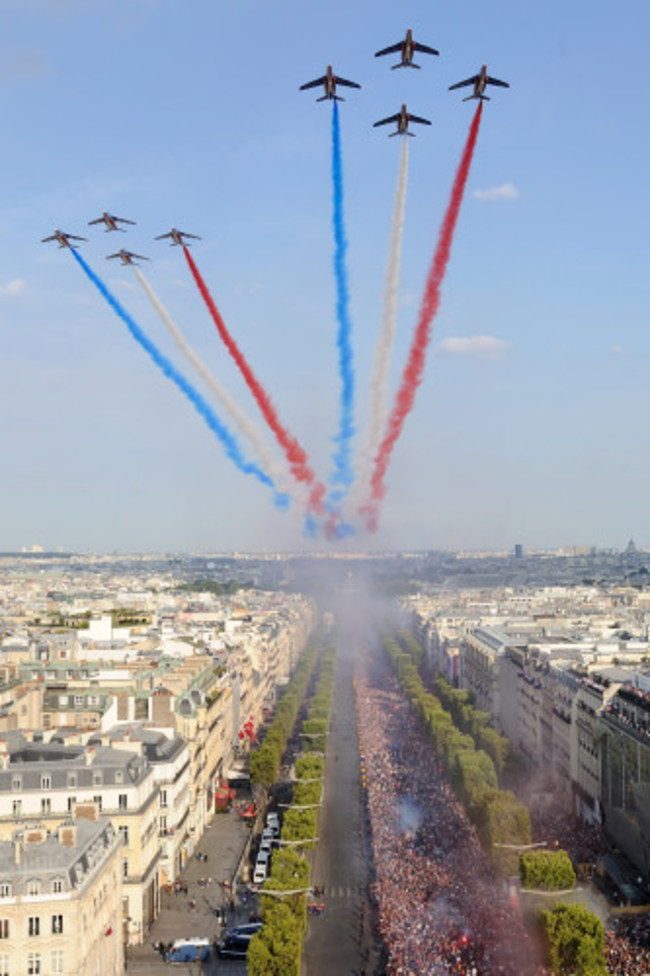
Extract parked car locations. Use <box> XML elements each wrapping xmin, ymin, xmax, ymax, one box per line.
<box><xmin>253</xmin><ymin>859</ymin><xmax>267</xmax><ymax>885</ymax></box>
<box><xmin>227</xmin><ymin>922</ymin><xmax>263</xmax><ymax>939</ymax></box>
<box><xmin>216</xmin><ymin>934</ymin><xmax>250</xmax><ymax>959</ymax></box>
<box><xmin>217</xmin><ymin>922</ymin><xmax>262</xmax><ymax>959</ymax></box>
<box><xmin>165</xmin><ymin>937</ymin><xmax>211</xmax><ymax>962</ymax></box>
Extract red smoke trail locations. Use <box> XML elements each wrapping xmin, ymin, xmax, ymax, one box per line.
<box><xmin>363</xmin><ymin>102</ymin><xmax>483</xmax><ymax>532</ymax></box>
<box><xmin>184</xmin><ymin>247</ymin><xmax>325</xmax><ymax>513</ymax></box>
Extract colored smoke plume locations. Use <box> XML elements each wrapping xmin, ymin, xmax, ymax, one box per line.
<box><xmin>133</xmin><ymin>266</ymin><xmax>292</xmax><ymax>503</ymax></box>
<box><xmin>70</xmin><ymin>248</ymin><xmax>285</xmax><ymax>504</ymax></box>
<box><xmin>363</xmin><ymin>102</ymin><xmax>484</xmax><ymax>531</ymax></box>
<box><xmin>357</xmin><ymin>136</ymin><xmax>409</xmax><ymax>503</ymax></box>
<box><xmin>327</xmin><ymin>99</ymin><xmax>356</xmax><ymax>505</ymax></box>
<box><xmin>183</xmin><ymin>246</ymin><xmax>325</xmax><ymax>515</ymax></box>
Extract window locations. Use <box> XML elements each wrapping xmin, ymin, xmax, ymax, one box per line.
<box><xmin>160</xmin><ymin>789</ymin><xmax>168</xmax><ymax>808</ymax></box>
<box><xmin>28</xmin><ymin>916</ymin><xmax>40</xmax><ymax>936</ymax></box>
<box><xmin>0</xmin><ymin>920</ymin><xmax>8</xmax><ymax>939</ymax></box>
<box><xmin>159</xmin><ymin>815</ymin><xmax>167</xmax><ymax>833</ymax></box>
<box><xmin>118</xmin><ymin>825</ymin><xmax>129</xmax><ymax>846</ymax></box>
<box><xmin>74</xmin><ymin>695</ymin><xmax>84</xmax><ymax>706</ymax></box>
<box><xmin>50</xmin><ymin>950</ymin><xmax>64</xmax><ymax>974</ymax></box>
<box><xmin>92</xmin><ymin>773</ymin><xmax>102</xmax><ymax>786</ymax></box>
<box><xmin>11</xmin><ymin>777</ymin><xmax>21</xmax><ymax>792</ymax></box>
<box><xmin>52</xmin><ymin>879</ymin><xmax>63</xmax><ymax>894</ymax></box>
<box><xmin>0</xmin><ymin>952</ymin><xmax>9</xmax><ymax>976</ymax></box>
<box><xmin>118</xmin><ymin>794</ymin><xmax>128</xmax><ymax>811</ymax></box>
<box><xmin>92</xmin><ymin>795</ymin><xmax>103</xmax><ymax>812</ymax></box>
<box><xmin>122</xmin><ymin>858</ymin><xmax>128</xmax><ymax>879</ymax></box>
<box><xmin>40</xmin><ymin>798</ymin><xmax>51</xmax><ymax>815</ymax></box>
<box><xmin>40</xmin><ymin>776</ymin><xmax>50</xmax><ymax>791</ymax></box>
<box><xmin>67</xmin><ymin>774</ymin><xmax>76</xmax><ymax>788</ymax></box>
<box><xmin>27</xmin><ymin>953</ymin><xmax>41</xmax><ymax>975</ymax></box>
<box><xmin>0</xmin><ymin>885</ymin><xmax>11</xmax><ymax>899</ymax></box>
<box><xmin>67</xmin><ymin>796</ymin><xmax>76</xmax><ymax>813</ymax></box>
<box><xmin>51</xmin><ymin>915</ymin><xmax>63</xmax><ymax>934</ymax></box>
<box><xmin>12</xmin><ymin>800</ymin><xmax>21</xmax><ymax>818</ymax></box>
<box><xmin>27</xmin><ymin>882</ymin><xmax>40</xmax><ymax>897</ymax></box>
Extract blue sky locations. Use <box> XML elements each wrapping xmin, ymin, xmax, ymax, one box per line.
<box><xmin>1</xmin><ymin>0</ymin><xmax>649</xmax><ymax>553</ymax></box>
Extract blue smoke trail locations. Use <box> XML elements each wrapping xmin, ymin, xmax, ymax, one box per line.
<box><xmin>70</xmin><ymin>249</ymin><xmax>289</xmax><ymax>509</ymax></box>
<box><xmin>328</xmin><ymin>99</ymin><xmax>356</xmax><ymax>507</ymax></box>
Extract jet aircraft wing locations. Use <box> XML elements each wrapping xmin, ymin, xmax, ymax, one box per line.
<box><xmin>448</xmin><ymin>75</ymin><xmax>479</xmax><ymax>90</ymax></box>
<box><xmin>408</xmin><ymin>113</ymin><xmax>432</xmax><ymax>125</ymax></box>
<box><xmin>373</xmin><ymin>114</ymin><xmax>401</xmax><ymax>127</ymax></box>
<box><xmin>334</xmin><ymin>76</ymin><xmax>361</xmax><ymax>89</ymax></box>
<box><xmin>413</xmin><ymin>42</ymin><xmax>439</xmax><ymax>55</ymax></box>
<box><xmin>374</xmin><ymin>42</ymin><xmax>403</xmax><ymax>57</ymax></box>
<box><xmin>486</xmin><ymin>75</ymin><xmax>509</xmax><ymax>88</ymax></box>
<box><xmin>299</xmin><ymin>76</ymin><xmax>327</xmax><ymax>91</ymax></box>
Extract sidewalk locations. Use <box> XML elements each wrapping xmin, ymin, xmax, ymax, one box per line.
<box><xmin>126</xmin><ymin>799</ymin><xmax>261</xmax><ymax>974</ymax></box>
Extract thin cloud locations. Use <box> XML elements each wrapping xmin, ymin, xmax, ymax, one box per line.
<box><xmin>473</xmin><ymin>183</ymin><xmax>519</xmax><ymax>201</ymax></box>
<box><xmin>0</xmin><ymin>279</ymin><xmax>25</xmax><ymax>298</ymax></box>
<box><xmin>0</xmin><ymin>50</ymin><xmax>50</xmax><ymax>83</ymax></box>
<box><xmin>439</xmin><ymin>335</ymin><xmax>512</xmax><ymax>360</ymax></box>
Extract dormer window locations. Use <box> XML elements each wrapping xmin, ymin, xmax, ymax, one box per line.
<box><xmin>40</xmin><ymin>776</ymin><xmax>51</xmax><ymax>791</ymax></box>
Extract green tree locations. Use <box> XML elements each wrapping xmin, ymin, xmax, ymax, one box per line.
<box><xmin>542</xmin><ymin>903</ymin><xmax>607</xmax><ymax>975</ymax></box>
<box><xmin>248</xmin><ymin>901</ymin><xmax>302</xmax><ymax>976</ymax></box>
<box><xmin>520</xmin><ymin>850</ymin><xmax>576</xmax><ymax>891</ymax></box>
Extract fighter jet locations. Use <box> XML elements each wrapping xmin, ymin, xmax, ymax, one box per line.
<box><xmin>106</xmin><ymin>249</ymin><xmax>149</xmax><ymax>266</ymax></box>
<box><xmin>155</xmin><ymin>228</ymin><xmax>201</xmax><ymax>247</ymax></box>
<box><xmin>41</xmin><ymin>229</ymin><xmax>87</xmax><ymax>249</ymax></box>
<box><xmin>299</xmin><ymin>65</ymin><xmax>361</xmax><ymax>102</ymax></box>
<box><xmin>88</xmin><ymin>212</ymin><xmax>136</xmax><ymax>232</ymax></box>
<box><xmin>374</xmin><ymin>28</ymin><xmax>439</xmax><ymax>69</ymax></box>
<box><xmin>373</xmin><ymin>104</ymin><xmax>432</xmax><ymax>137</ymax></box>
<box><xmin>448</xmin><ymin>65</ymin><xmax>509</xmax><ymax>101</ymax></box>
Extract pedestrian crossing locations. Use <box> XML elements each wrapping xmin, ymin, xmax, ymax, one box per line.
<box><xmin>311</xmin><ymin>884</ymin><xmax>366</xmax><ymax>898</ymax></box>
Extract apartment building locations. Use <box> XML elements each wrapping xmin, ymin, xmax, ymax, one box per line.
<box><xmin>0</xmin><ymin>735</ymin><xmax>159</xmax><ymax>946</ymax></box>
<box><xmin>90</xmin><ymin>725</ymin><xmax>190</xmax><ymax>885</ymax></box>
<box><xmin>0</xmin><ymin>817</ymin><xmax>123</xmax><ymax>976</ymax></box>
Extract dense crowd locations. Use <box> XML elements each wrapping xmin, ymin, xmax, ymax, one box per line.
<box><xmin>605</xmin><ymin>916</ymin><xmax>650</xmax><ymax>974</ymax></box>
<box><xmin>355</xmin><ymin>649</ymin><xmax>551</xmax><ymax>975</ymax></box>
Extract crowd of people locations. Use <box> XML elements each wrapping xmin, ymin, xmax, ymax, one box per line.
<box><xmin>605</xmin><ymin>916</ymin><xmax>650</xmax><ymax>974</ymax></box>
<box><xmin>355</xmin><ymin>648</ymin><xmax>551</xmax><ymax>975</ymax></box>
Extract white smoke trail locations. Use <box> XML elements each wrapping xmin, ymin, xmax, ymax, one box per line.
<box><xmin>355</xmin><ymin>137</ymin><xmax>409</xmax><ymax>506</ymax></box>
<box><xmin>134</xmin><ymin>266</ymin><xmax>294</xmax><ymax>501</ymax></box>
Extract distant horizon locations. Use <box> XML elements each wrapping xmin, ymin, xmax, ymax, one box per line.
<box><xmin>1</xmin><ymin>543</ymin><xmax>646</xmax><ymax>559</ymax></box>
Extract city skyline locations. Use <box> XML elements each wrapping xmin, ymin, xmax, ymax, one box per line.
<box><xmin>1</xmin><ymin>0</ymin><xmax>648</xmax><ymax>552</ymax></box>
